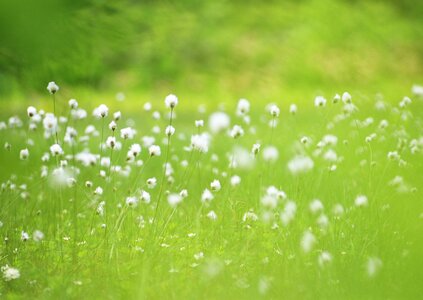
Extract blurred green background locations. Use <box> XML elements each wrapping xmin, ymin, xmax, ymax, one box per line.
<box><xmin>0</xmin><ymin>0</ymin><xmax>422</xmax><ymax>103</ymax></box>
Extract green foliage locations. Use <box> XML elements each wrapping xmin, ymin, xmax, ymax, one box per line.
<box><xmin>0</xmin><ymin>0</ymin><xmax>422</xmax><ymax>96</ymax></box>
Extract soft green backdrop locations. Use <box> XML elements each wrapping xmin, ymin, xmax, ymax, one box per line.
<box><xmin>0</xmin><ymin>0</ymin><xmax>422</xmax><ymax>105</ymax></box>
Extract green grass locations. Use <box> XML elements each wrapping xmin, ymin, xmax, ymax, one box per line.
<box><xmin>0</xmin><ymin>90</ymin><xmax>422</xmax><ymax>299</ymax></box>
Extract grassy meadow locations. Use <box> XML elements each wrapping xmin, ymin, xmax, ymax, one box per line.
<box><xmin>1</xmin><ymin>0</ymin><xmax>423</xmax><ymax>299</ymax></box>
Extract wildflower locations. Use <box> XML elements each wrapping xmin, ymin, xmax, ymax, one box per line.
<box><xmin>50</xmin><ymin>144</ymin><xmax>63</xmax><ymax>156</ymax></box>
<box><xmin>230</xmin><ymin>125</ymin><xmax>244</xmax><ymax>139</ymax></box>
<box><xmin>262</xmin><ymin>146</ymin><xmax>279</xmax><ymax>162</ymax></box>
<box><xmin>120</xmin><ymin>127</ymin><xmax>136</xmax><ymax>139</ymax></box>
<box><xmin>287</xmin><ymin>155</ymin><xmax>314</xmax><ymax>175</ymax></box>
<box><xmin>20</xmin><ymin>148</ymin><xmax>29</xmax><ymax>160</ymax></box>
<box><xmin>165</xmin><ymin>94</ymin><xmax>178</xmax><ymax>109</ymax></box>
<box><xmin>21</xmin><ymin>231</ymin><xmax>30</xmax><ymax>241</ymax></box>
<box><xmin>207</xmin><ymin>210</ymin><xmax>218</xmax><ymax>221</ymax></box>
<box><xmin>127</xmin><ymin>144</ymin><xmax>141</xmax><ymax>158</ymax></box>
<box><xmin>289</xmin><ymin>104</ymin><xmax>297</xmax><ymax>115</ymax></box>
<box><xmin>251</xmin><ymin>143</ymin><xmax>261</xmax><ymax>155</ymax></box>
<box><xmin>143</xmin><ymin>102</ymin><xmax>152</xmax><ymax>111</ymax></box>
<box><xmin>180</xmin><ymin>189</ymin><xmax>188</xmax><ymax>198</ymax></box>
<box><xmin>209</xmin><ymin>112</ymin><xmax>230</xmax><ymax>134</ymax></box>
<box><xmin>126</xmin><ymin>196</ymin><xmax>139</xmax><ymax>207</ymax></box>
<box><xmin>148</xmin><ymin>145</ymin><xmax>161</xmax><ymax>157</ymax></box>
<box><xmin>333</xmin><ymin>94</ymin><xmax>341</xmax><ymax>103</ymax></box>
<box><xmin>94</xmin><ymin>186</ymin><xmax>103</xmax><ymax>195</ymax></box>
<box><xmin>355</xmin><ymin>195</ymin><xmax>368</xmax><ymax>207</ymax></box>
<box><xmin>27</xmin><ymin>106</ymin><xmax>37</xmax><ymax>118</ymax></box>
<box><xmin>195</xmin><ymin>120</ymin><xmax>204</xmax><ymax>127</ymax></box>
<box><xmin>47</xmin><ymin>81</ymin><xmax>59</xmax><ymax>94</ymax></box>
<box><xmin>93</xmin><ymin>104</ymin><xmax>109</xmax><ymax>118</ymax></box>
<box><xmin>301</xmin><ymin>230</ymin><xmax>316</xmax><ymax>253</ymax></box>
<box><xmin>191</xmin><ymin>134</ymin><xmax>210</xmax><ymax>152</ymax></box>
<box><xmin>269</xmin><ymin>104</ymin><xmax>280</xmax><ymax>117</ymax></box>
<box><xmin>300</xmin><ymin>136</ymin><xmax>309</xmax><ymax>145</ymax></box>
<box><xmin>314</xmin><ymin>96</ymin><xmax>327</xmax><ymax>107</ymax></box>
<box><xmin>106</xmin><ymin>136</ymin><xmax>116</xmax><ymax>149</ymax></box>
<box><xmin>140</xmin><ymin>190</ymin><xmax>151</xmax><ymax>203</ymax></box>
<box><xmin>261</xmin><ymin>194</ymin><xmax>277</xmax><ymax>209</ymax></box>
<box><xmin>387</xmin><ymin>151</ymin><xmax>400</xmax><ymax>160</ymax></box>
<box><xmin>236</xmin><ymin>98</ymin><xmax>250</xmax><ymax>115</ymax></box>
<box><xmin>367</xmin><ymin>257</ymin><xmax>382</xmax><ymax>277</ymax></box>
<box><xmin>109</xmin><ymin>121</ymin><xmax>117</xmax><ymax>131</ymax></box>
<box><xmin>1</xmin><ymin>265</ymin><xmax>20</xmax><ymax>281</ymax></box>
<box><xmin>146</xmin><ymin>177</ymin><xmax>157</xmax><ymax>189</ymax></box>
<box><xmin>210</xmin><ymin>179</ymin><xmax>221</xmax><ymax>192</ymax></box>
<box><xmin>201</xmin><ymin>188</ymin><xmax>214</xmax><ymax>203</ymax></box>
<box><xmin>33</xmin><ymin>230</ymin><xmax>44</xmax><ymax>242</ymax></box>
<box><xmin>113</xmin><ymin>111</ymin><xmax>121</xmax><ymax>121</ymax></box>
<box><xmin>318</xmin><ymin>251</ymin><xmax>332</xmax><ymax>267</ymax></box>
<box><xmin>167</xmin><ymin>193</ymin><xmax>182</xmax><ymax>207</ymax></box>
<box><xmin>68</xmin><ymin>99</ymin><xmax>78</xmax><ymax>109</ymax></box>
<box><xmin>230</xmin><ymin>175</ymin><xmax>241</xmax><ymax>186</ymax></box>
<box><xmin>242</xmin><ymin>210</ymin><xmax>258</xmax><ymax>222</ymax></box>
<box><xmin>309</xmin><ymin>199</ymin><xmax>324</xmax><ymax>214</ymax></box>
<box><xmin>280</xmin><ymin>201</ymin><xmax>297</xmax><ymax>226</ymax></box>
<box><xmin>165</xmin><ymin>125</ymin><xmax>175</xmax><ymax>136</ymax></box>
<box><xmin>342</xmin><ymin>92</ymin><xmax>352</xmax><ymax>103</ymax></box>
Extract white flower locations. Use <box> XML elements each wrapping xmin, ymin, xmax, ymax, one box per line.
<box><xmin>269</xmin><ymin>104</ymin><xmax>280</xmax><ymax>117</ymax></box>
<box><xmin>113</xmin><ymin>111</ymin><xmax>121</xmax><ymax>121</ymax></box>
<box><xmin>230</xmin><ymin>175</ymin><xmax>241</xmax><ymax>186</ymax></box>
<box><xmin>146</xmin><ymin>177</ymin><xmax>157</xmax><ymax>189</ymax></box>
<box><xmin>109</xmin><ymin>121</ymin><xmax>117</xmax><ymax>131</ymax></box>
<box><xmin>207</xmin><ymin>210</ymin><xmax>218</xmax><ymax>221</ymax></box>
<box><xmin>43</xmin><ymin>113</ymin><xmax>57</xmax><ymax>130</ymax></box>
<box><xmin>1</xmin><ymin>265</ymin><xmax>20</xmax><ymax>281</ymax></box>
<box><xmin>33</xmin><ymin>230</ymin><xmax>45</xmax><ymax>242</ymax></box>
<box><xmin>355</xmin><ymin>195</ymin><xmax>368</xmax><ymax>207</ymax></box>
<box><xmin>201</xmin><ymin>188</ymin><xmax>214</xmax><ymax>203</ymax></box>
<box><xmin>252</xmin><ymin>143</ymin><xmax>261</xmax><ymax>155</ymax></box>
<box><xmin>165</xmin><ymin>125</ymin><xmax>175</xmax><ymax>136</ymax></box>
<box><xmin>165</xmin><ymin>94</ymin><xmax>178</xmax><ymax>109</ymax></box>
<box><xmin>309</xmin><ymin>199</ymin><xmax>324</xmax><ymax>214</ymax></box>
<box><xmin>93</xmin><ymin>104</ymin><xmax>109</xmax><ymax>118</ymax></box>
<box><xmin>342</xmin><ymin>92</ymin><xmax>352</xmax><ymax>103</ymax></box>
<box><xmin>261</xmin><ymin>194</ymin><xmax>277</xmax><ymax>209</ymax></box>
<box><xmin>210</xmin><ymin>179</ymin><xmax>221</xmax><ymax>192</ymax></box>
<box><xmin>129</xmin><ymin>144</ymin><xmax>141</xmax><ymax>157</ymax></box>
<box><xmin>126</xmin><ymin>196</ymin><xmax>139</xmax><ymax>207</ymax></box>
<box><xmin>27</xmin><ymin>106</ymin><xmax>37</xmax><ymax>118</ymax></box>
<box><xmin>21</xmin><ymin>231</ymin><xmax>30</xmax><ymax>241</ymax></box>
<box><xmin>318</xmin><ymin>251</ymin><xmax>332</xmax><ymax>267</ymax></box>
<box><xmin>140</xmin><ymin>190</ymin><xmax>151</xmax><ymax>203</ymax></box>
<box><xmin>367</xmin><ymin>257</ymin><xmax>382</xmax><ymax>277</ymax></box>
<box><xmin>262</xmin><ymin>146</ymin><xmax>278</xmax><ymax>162</ymax></box>
<box><xmin>120</xmin><ymin>127</ymin><xmax>136</xmax><ymax>139</ymax></box>
<box><xmin>180</xmin><ymin>189</ymin><xmax>188</xmax><ymax>198</ymax></box>
<box><xmin>242</xmin><ymin>210</ymin><xmax>258</xmax><ymax>222</ymax></box>
<box><xmin>333</xmin><ymin>94</ymin><xmax>341</xmax><ymax>103</ymax></box>
<box><xmin>287</xmin><ymin>155</ymin><xmax>314</xmax><ymax>175</ymax></box>
<box><xmin>314</xmin><ymin>96</ymin><xmax>327</xmax><ymax>107</ymax></box>
<box><xmin>195</xmin><ymin>120</ymin><xmax>204</xmax><ymax>127</ymax></box>
<box><xmin>191</xmin><ymin>134</ymin><xmax>210</xmax><ymax>153</ymax></box>
<box><xmin>50</xmin><ymin>144</ymin><xmax>63</xmax><ymax>156</ymax></box>
<box><xmin>148</xmin><ymin>145</ymin><xmax>161</xmax><ymax>157</ymax></box>
<box><xmin>289</xmin><ymin>104</ymin><xmax>297</xmax><ymax>115</ymax></box>
<box><xmin>69</xmin><ymin>99</ymin><xmax>78</xmax><ymax>109</ymax></box>
<box><xmin>167</xmin><ymin>193</ymin><xmax>182</xmax><ymax>207</ymax></box>
<box><xmin>236</xmin><ymin>98</ymin><xmax>250</xmax><ymax>115</ymax></box>
<box><xmin>20</xmin><ymin>148</ymin><xmax>29</xmax><ymax>160</ymax></box>
<box><xmin>94</xmin><ymin>186</ymin><xmax>103</xmax><ymax>195</ymax></box>
<box><xmin>144</xmin><ymin>102</ymin><xmax>152</xmax><ymax>111</ymax></box>
<box><xmin>47</xmin><ymin>81</ymin><xmax>59</xmax><ymax>94</ymax></box>
<box><xmin>301</xmin><ymin>230</ymin><xmax>316</xmax><ymax>253</ymax></box>
<box><xmin>106</xmin><ymin>136</ymin><xmax>116</xmax><ymax>149</ymax></box>
<box><xmin>209</xmin><ymin>112</ymin><xmax>230</xmax><ymax>134</ymax></box>
<box><xmin>230</xmin><ymin>125</ymin><xmax>244</xmax><ymax>139</ymax></box>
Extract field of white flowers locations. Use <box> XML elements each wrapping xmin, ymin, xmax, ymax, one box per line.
<box><xmin>0</xmin><ymin>83</ymin><xmax>422</xmax><ymax>299</ymax></box>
